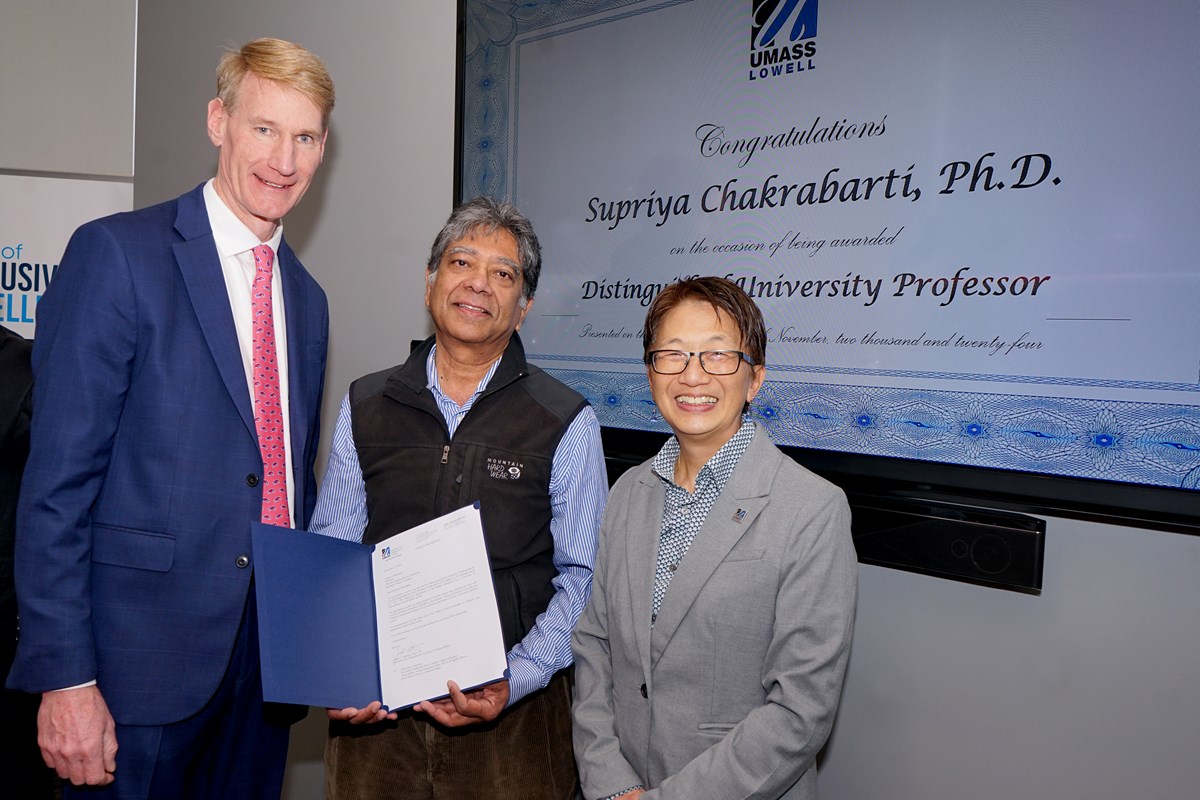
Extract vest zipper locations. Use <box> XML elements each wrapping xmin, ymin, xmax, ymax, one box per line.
<box><xmin>441</xmin><ymin>445</ymin><xmax>450</xmax><ymax>464</ymax></box>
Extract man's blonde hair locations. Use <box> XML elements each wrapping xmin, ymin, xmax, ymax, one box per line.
<box><xmin>216</xmin><ymin>37</ymin><xmax>335</xmax><ymax>130</ymax></box>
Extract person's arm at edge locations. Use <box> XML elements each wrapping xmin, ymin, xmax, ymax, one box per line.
<box><xmin>308</xmin><ymin>393</ymin><xmax>367</xmax><ymax>542</ymax></box>
<box><xmin>506</xmin><ymin>405</ymin><xmax>607</xmax><ymax>704</ymax></box>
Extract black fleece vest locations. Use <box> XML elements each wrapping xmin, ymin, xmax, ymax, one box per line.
<box><xmin>349</xmin><ymin>334</ymin><xmax>587</xmax><ymax>651</ymax></box>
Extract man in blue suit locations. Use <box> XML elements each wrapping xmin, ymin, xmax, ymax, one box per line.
<box><xmin>7</xmin><ymin>38</ymin><xmax>335</xmax><ymax>799</ymax></box>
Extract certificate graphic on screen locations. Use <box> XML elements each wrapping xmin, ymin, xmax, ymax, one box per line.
<box><xmin>459</xmin><ymin>0</ymin><xmax>1200</xmax><ymax>491</ymax></box>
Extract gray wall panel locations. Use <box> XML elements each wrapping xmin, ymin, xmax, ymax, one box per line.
<box><xmin>1</xmin><ymin>0</ymin><xmax>136</xmax><ymax>176</ymax></box>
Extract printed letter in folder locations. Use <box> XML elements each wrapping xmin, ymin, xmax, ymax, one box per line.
<box><xmin>251</xmin><ymin>502</ymin><xmax>508</xmax><ymax>711</ymax></box>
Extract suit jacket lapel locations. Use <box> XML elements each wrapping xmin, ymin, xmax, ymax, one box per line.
<box><xmin>649</xmin><ymin>428</ymin><xmax>780</xmax><ymax>666</ymax></box>
<box><xmin>625</xmin><ymin>466</ymin><xmax>663</xmax><ymax>686</ymax></box>
<box><xmin>277</xmin><ymin>239</ymin><xmax>311</xmax><ymax>475</ymax></box>
<box><xmin>172</xmin><ymin>186</ymin><xmax>257</xmax><ymax>440</ymax></box>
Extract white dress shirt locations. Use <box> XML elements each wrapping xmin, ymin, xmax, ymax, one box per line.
<box><xmin>203</xmin><ymin>179</ymin><xmax>295</xmax><ymax>527</ymax></box>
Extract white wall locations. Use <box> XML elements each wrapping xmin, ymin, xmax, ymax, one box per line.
<box><xmin>133</xmin><ymin>4</ymin><xmax>457</xmax><ymax>797</ymax></box>
<box><xmin>820</xmin><ymin>514</ymin><xmax>1200</xmax><ymax>800</ymax></box>
<box><xmin>1</xmin><ymin>0</ymin><xmax>136</xmax><ymax>176</ymax></box>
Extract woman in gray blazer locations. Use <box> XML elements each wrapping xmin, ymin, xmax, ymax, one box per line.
<box><xmin>573</xmin><ymin>276</ymin><xmax>858</xmax><ymax>800</ymax></box>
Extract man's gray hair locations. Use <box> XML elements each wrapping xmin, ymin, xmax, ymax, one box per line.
<box><xmin>426</xmin><ymin>197</ymin><xmax>542</xmax><ymax>304</ymax></box>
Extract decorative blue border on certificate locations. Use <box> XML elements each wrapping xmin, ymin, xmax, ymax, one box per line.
<box><xmin>551</xmin><ymin>368</ymin><xmax>1200</xmax><ymax>489</ymax></box>
<box><xmin>460</xmin><ymin>1</ymin><xmax>1200</xmax><ymax>489</ymax></box>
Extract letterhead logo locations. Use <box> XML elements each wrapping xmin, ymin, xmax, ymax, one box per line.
<box><xmin>750</xmin><ymin>0</ymin><xmax>818</xmax><ymax>82</ymax></box>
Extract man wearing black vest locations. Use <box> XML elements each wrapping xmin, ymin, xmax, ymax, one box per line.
<box><xmin>311</xmin><ymin>197</ymin><xmax>608</xmax><ymax>799</ymax></box>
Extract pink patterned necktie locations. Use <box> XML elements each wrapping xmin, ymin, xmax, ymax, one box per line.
<box><xmin>251</xmin><ymin>244</ymin><xmax>290</xmax><ymax>526</ymax></box>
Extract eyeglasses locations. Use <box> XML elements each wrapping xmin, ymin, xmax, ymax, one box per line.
<box><xmin>646</xmin><ymin>349</ymin><xmax>757</xmax><ymax>375</ymax></box>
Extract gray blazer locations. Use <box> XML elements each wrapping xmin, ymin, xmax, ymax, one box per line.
<box><xmin>573</xmin><ymin>424</ymin><xmax>857</xmax><ymax>800</ymax></box>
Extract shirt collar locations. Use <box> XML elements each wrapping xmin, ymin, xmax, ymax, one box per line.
<box><xmin>203</xmin><ymin>179</ymin><xmax>284</xmax><ymax>258</ymax></box>
<box><xmin>424</xmin><ymin>342</ymin><xmax>503</xmax><ymax>400</ymax></box>
<box><xmin>652</xmin><ymin>418</ymin><xmax>757</xmax><ymax>491</ymax></box>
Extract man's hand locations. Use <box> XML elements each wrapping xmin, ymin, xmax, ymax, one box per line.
<box><xmin>38</xmin><ymin>685</ymin><xmax>118</xmax><ymax>786</ymax></box>
<box><xmin>326</xmin><ymin>701</ymin><xmax>398</xmax><ymax>724</ymax></box>
<box><xmin>416</xmin><ymin>678</ymin><xmax>510</xmax><ymax>727</ymax></box>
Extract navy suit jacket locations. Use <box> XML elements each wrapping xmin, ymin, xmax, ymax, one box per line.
<box><xmin>7</xmin><ymin>183</ymin><xmax>328</xmax><ymax>726</ymax></box>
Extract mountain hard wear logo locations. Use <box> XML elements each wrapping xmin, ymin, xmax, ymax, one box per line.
<box><xmin>487</xmin><ymin>457</ymin><xmax>523</xmax><ymax>480</ymax></box>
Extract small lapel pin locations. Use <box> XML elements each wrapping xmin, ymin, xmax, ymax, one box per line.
<box><xmin>733</xmin><ymin>508</ymin><xmax>747</xmax><ymax>523</ymax></box>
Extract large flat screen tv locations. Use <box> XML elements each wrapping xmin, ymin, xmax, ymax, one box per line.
<box><xmin>456</xmin><ymin>0</ymin><xmax>1199</xmax><ymax>530</ymax></box>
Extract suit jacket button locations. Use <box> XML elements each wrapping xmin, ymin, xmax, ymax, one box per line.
<box><xmin>246</xmin><ymin>473</ymin><xmax>260</xmax><ymax>487</ymax></box>
<box><xmin>639</xmin><ymin>683</ymin><xmax>648</xmax><ymax>698</ymax></box>
<box><xmin>235</xmin><ymin>555</ymin><xmax>250</xmax><ymax>568</ymax></box>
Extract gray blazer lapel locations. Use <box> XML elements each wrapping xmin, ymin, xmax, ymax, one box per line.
<box><xmin>625</xmin><ymin>466</ymin><xmax>664</xmax><ymax>686</ymax></box>
<box><xmin>172</xmin><ymin>196</ymin><xmax>257</xmax><ymax>441</ymax></box>
<box><xmin>649</xmin><ymin>428</ymin><xmax>781</xmax><ymax>666</ymax></box>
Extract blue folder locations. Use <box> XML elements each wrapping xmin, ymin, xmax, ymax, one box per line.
<box><xmin>251</xmin><ymin>522</ymin><xmax>384</xmax><ymax>710</ymax></box>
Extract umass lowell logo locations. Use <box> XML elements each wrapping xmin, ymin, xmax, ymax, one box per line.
<box><xmin>751</xmin><ymin>0</ymin><xmax>818</xmax><ymax>81</ymax></box>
